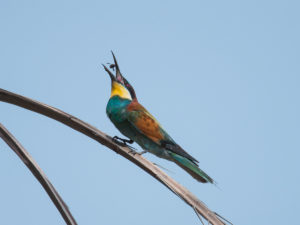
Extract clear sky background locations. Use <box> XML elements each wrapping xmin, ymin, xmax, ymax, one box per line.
<box><xmin>0</xmin><ymin>1</ymin><xmax>299</xmax><ymax>225</ymax></box>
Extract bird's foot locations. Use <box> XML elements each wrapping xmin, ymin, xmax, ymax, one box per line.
<box><xmin>111</xmin><ymin>136</ymin><xmax>146</xmax><ymax>156</ymax></box>
<box><xmin>129</xmin><ymin>150</ymin><xmax>147</xmax><ymax>156</ymax></box>
<box><xmin>136</xmin><ymin>150</ymin><xmax>147</xmax><ymax>155</ymax></box>
<box><xmin>128</xmin><ymin>148</ymin><xmax>138</xmax><ymax>155</ymax></box>
<box><xmin>112</xmin><ymin>136</ymin><xmax>134</xmax><ymax>146</ymax></box>
<box><xmin>127</xmin><ymin>145</ymin><xmax>141</xmax><ymax>153</ymax></box>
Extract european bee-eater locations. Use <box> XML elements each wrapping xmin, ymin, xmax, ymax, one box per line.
<box><xmin>103</xmin><ymin>53</ymin><xmax>214</xmax><ymax>183</ymax></box>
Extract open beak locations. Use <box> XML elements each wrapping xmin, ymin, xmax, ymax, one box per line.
<box><xmin>103</xmin><ymin>52</ymin><xmax>137</xmax><ymax>100</ymax></box>
<box><xmin>102</xmin><ymin>64</ymin><xmax>116</xmax><ymax>82</ymax></box>
<box><xmin>102</xmin><ymin>51</ymin><xmax>124</xmax><ymax>83</ymax></box>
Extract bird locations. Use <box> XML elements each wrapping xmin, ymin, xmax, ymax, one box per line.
<box><xmin>103</xmin><ymin>52</ymin><xmax>214</xmax><ymax>183</ymax></box>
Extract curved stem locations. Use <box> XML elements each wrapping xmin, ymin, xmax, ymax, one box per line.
<box><xmin>0</xmin><ymin>88</ymin><xmax>225</xmax><ymax>225</ymax></box>
<box><xmin>0</xmin><ymin>123</ymin><xmax>77</xmax><ymax>225</ymax></box>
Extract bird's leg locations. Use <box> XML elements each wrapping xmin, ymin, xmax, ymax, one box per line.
<box><xmin>112</xmin><ymin>136</ymin><xmax>138</xmax><ymax>154</ymax></box>
<box><xmin>112</xmin><ymin>136</ymin><xmax>134</xmax><ymax>145</ymax></box>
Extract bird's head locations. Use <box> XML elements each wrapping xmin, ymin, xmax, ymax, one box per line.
<box><xmin>103</xmin><ymin>52</ymin><xmax>137</xmax><ymax>101</ymax></box>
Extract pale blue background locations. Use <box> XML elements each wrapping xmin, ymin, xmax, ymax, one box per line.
<box><xmin>0</xmin><ymin>1</ymin><xmax>299</xmax><ymax>225</ymax></box>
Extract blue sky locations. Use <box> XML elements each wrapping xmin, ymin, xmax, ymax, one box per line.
<box><xmin>0</xmin><ymin>1</ymin><xmax>299</xmax><ymax>225</ymax></box>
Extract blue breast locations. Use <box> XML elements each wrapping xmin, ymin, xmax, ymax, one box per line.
<box><xmin>106</xmin><ymin>96</ymin><xmax>131</xmax><ymax>123</ymax></box>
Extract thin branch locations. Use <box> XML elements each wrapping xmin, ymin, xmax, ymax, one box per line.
<box><xmin>0</xmin><ymin>88</ymin><xmax>226</xmax><ymax>225</ymax></box>
<box><xmin>194</xmin><ymin>206</ymin><xmax>205</xmax><ymax>225</ymax></box>
<box><xmin>214</xmin><ymin>212</ymin><xmax>234</xmax><ymax>225</ymax></box>
<box><xmin>0</xmin><ymin>123</ymin><xmax>77</xmax><ymax>225</ymax></box>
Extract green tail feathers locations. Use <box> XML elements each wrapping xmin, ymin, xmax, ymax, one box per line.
<box><xmin>169</xmin><ymin>152</ymin><xmax>214</xmax><ymax>183</ymax></box>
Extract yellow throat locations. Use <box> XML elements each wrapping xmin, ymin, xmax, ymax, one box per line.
<box><xmin>110</xmin><ymin>81</ymin><xmax>132</xmax><ymax>100</ymax></box>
